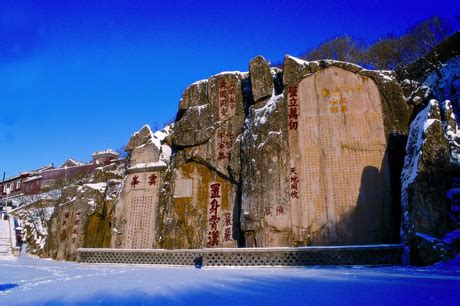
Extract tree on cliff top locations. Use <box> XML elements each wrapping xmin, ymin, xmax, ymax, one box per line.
<box><xmin>300</xmin><ymin>36</ymin><xmax>363</xmax><ymax>64</ymax></box>
<box><xmin>292</xmin><ymin>16</ymin><xmax>458</xmax><ymax>71</ymax></box>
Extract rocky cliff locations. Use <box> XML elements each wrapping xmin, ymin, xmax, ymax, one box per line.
<box><xmin>13</xmin><ymin>49</ymin><xmax>460</xmax><ymax>265</ymax></box>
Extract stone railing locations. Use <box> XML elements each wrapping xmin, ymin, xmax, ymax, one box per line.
<box><xmin>77</xmin><ymin>244</ymin><xmax>404</xmax><ymax>267</ymax></box>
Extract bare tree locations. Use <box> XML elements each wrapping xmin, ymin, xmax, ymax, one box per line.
<box><xmin>301</xmin><ymin>36</ymin><xmax>364</xmax><ymax>63</ymax></box>
<box><xmin>366</xmin><ymin>36</ymin><xmax>404</xmax><ymax>70</ymax></box>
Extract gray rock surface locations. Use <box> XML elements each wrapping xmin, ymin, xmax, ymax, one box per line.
<box><xmin>401</xmin><ymin>100</ymin><xmax>452</xmax><ymax>265</ymax></box>
<box><xmin>249</xmin><ymin>56</ymin><xmax>273</xmax><ymax>102</ymax></box>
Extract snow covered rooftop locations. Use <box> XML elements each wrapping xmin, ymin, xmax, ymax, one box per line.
<box><xmin>92</xmin><ymin>149</ymin><xmax>119</xmax><ymax>157</ymax></box>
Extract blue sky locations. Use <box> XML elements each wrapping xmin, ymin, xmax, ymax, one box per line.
<box><xmin>1</xmin><ymin>0</ymin><xmax>459</xmax><ymax>176</ymax></box>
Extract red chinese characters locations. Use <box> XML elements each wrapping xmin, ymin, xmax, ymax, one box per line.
<box><xmin>276</xmin><ymin>205</ymin><xmax>286</xmax><ymax>216</ymax></box>
<box><xmin>71</xmin><ymin>211</ymin><xmax>81</xmax><ymax>244</ymax></box>
<box><xmin>288</xmin><ymin>86</ymin><xmax>299</xmax><ymax>130</ymax></box>
<box><xmin>60</xmin><ymin>210</ymin><xmax>70</xmax><ymax>241</ymax></box>
<box><xmin>210</xmin><ymin>183</ymin><xmax>221</xmax><ymax>199</ymax></box>
<box><xmin>208</xmin><ymin>183</ymin><xmax>221</xmax><ymax>247</ymax></box>
<box><xmin>148</xmin><ymin>174</ymin><xmax>158</xmax><ymax>186</ymax></box>
<box><xmin>130</xmin><ymin>175</ymin><xmax>140</xmax><ymax>188</ymax></box>
<box><xmin>216</xmin><ymin>131</ymin><xmax>234</xmax><ymax>161</ymax></box>
<box><xmin>228</xmin><ymin>80</ymin><xmax>236</xmax><ymax>112</ymax></box>
<box><xmin>264</xmin><ymin>206</ymin><xmax>285</xmax><ymax>217</ymax></box>
<box><xmin>219</xmin><ymin>80</ymin><xmax>228</xmax><ymax>120</ymax></box>
<box><xmin>222</xmin><ymin>212</ymin><xmax>232</xmax><ymax>242</ymax></box>
<box><xmin>264</xmin><ymin>207</ymin><xmax>272</xmax><ymax>216</ymax></box>
<box><xmin>290</xmin><ymin>167</ymin><xmax>300</xmax><ymax>199</ymax></box>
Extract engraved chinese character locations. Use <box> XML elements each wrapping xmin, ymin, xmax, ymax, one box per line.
<box><xmin>218</xmin><ymin>151</ymin><xmax>226</xmax><ymax>160</ymax></box>
<box><xmin>130</xmin><ymin>175</ymin><xmax>140</xmax><ymax>188</ymax></box>
<box><xmin>209</xmin><ymin>199</ymin><xmax>220</xmax><ymax>215</ymax></box>
<box><xmin>288</xmin><ymin>107</ymin><xmax>298</xmax><ymax>120</ymax></box>
<box><xmin>148</xmin><ymin>174</ymin><xmax>158</xmax><ymax>186</ymax></box>
<box><xmin>276</xmin><ymin>206</ymin><xmax>285</xmax><ymax>216</ymax></box>
<box><xmin>211</xmin><ymin>183</ymin><xmax>220</xmax><ymax>199</ymax></box>
<box><xmin>289</xmin><ymin>97</ymin><xmax>298</xmax><ymax>106</ymax></box>
<box><xmin>208</xmin><ymin>230</ymin><xmax>220</xmax><ymax>246</ymax></box>
<box><xmin>220</xmin><ymin>106</ymin><xmax>228</xmax><ymax>117</ymax></box>
<box><xmin>289</xmin><ymin>120</ymin><xmax>298</xmax><ymax>130</ymax></box>
<box><xmin>223</xmin><ymin>227</ymin><xmax>232</xmax><ymax>242</ymax></box>
<box><xmin>223</xmin><ymin>212</ymin><xmax>232</xmax><ymax>226</ymax></box>
<box><xmin>330</xmin><ymin>106</ymin><xmax>339</xmax><ymax>113</ymax></box>
<box><xmin>208</xmin><ymin>214</ymin><xmax>220</xmax><ymax>230</ymax></box>
<box><xmin>217</xmin><ymin>141</ymin><xmax>225</xmax><ymax>150</ymax></box>
<box><xmin>264</xmin><ymin>207</ymin><xmax>272</xmax><ymax>216</ymax></box>
<box><xmin>288</xmin><ymin>85</ymin><xmax>298</xmax><ymax>97</ymax></box>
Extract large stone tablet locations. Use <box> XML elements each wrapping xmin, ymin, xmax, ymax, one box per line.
<box><xmin>288</xmin><ymin>66</ymin><xmax>393</xmax><ymax>245</ymax></box>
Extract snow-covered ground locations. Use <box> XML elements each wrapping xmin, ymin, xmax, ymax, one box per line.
<box><xmin>0</xmin><ymin>254</ymin><xmax>459</xmax><ymax>306</ymax></box>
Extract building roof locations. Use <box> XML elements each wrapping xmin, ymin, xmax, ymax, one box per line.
<box><xmin>20</xmin><ymin>164</ymin><xmax>54</xmax><ymax>176</ymax></box>
<box><xmin>60</xmin><ymin>158</ymin><xmax>86</xmax><ymax>168</ymax></box>
<box><xmin>92</xmin><ymin>149</ymin><xmax>120</xmax><ymax>157</ymax></box>
<box><xmin>23</xmin><ymin>175</ymin><xmax>42</xmax><ymax>183</ymax></box>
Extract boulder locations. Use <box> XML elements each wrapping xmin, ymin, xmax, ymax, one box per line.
<box><xmin>125</xmin><ymin>125</ymin><xmax>153</xmax><ymax>152</ymax></box>
<box><xmin>178</xmin><ymin>79</ymin><xmax>208</xmax><ymax>110</ymax></box>
<box><xmin>47</xmin><ymin>183</ymin><xmax>109</xmax><ymax>261</ymax></box>
<box><xmin>401</xmin><ymin>100</ymin><xmax>452</xmax><ymax>265</ymax></box>
<box><xmin>181</xmin><ymin>113</ymin><xmax>244</xmax><ymax>181</ymax></box>
<box><xmin>172</xmin><ymin>103</ymin><xmax>216</xmax><ymax>147</ymax></box>
<box><xmin>249</xmin><ymin>56</ymin><xmax>273</xmax><ymax>102</ymax></box>
<box><xmin>172</xmin><ymin>71</ymin><xmax>247</xmax><ymax>180</ymax></box>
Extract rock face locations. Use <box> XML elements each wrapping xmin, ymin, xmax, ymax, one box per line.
<box><xmin>16</xmin><ymin>54</ymin><xmax>427</xmax><ymax>261</ymax></box>
<box><xmin>159</xmin><ymin>71</ymin><xmax>247</xmax><ymax>249</ymax></box>
<box><xmin>240</xmin><ymin>94</ymin><xmax>291</xmax><ymax>247</ymax></box>
<box><xmin>249</xmin><ymin>55</ymin><xmax>274</xmax><ymax>102</ymax></box>
<box><xmin>401</xmin><ymin>100</ymin><xmax>454</xmax><ymax>265</ymax></box>
<box><xmin>158</xmin><ymin>162</ymin><xmax>238</xmax><ymax>249</ymax></box>
<box><xmin>46</xmin><ymin>180</ymin><xmax>120</xmax><ymax>261</ymax></box>
<box><xmin>241</xmin><ymin>56</ymin><xmax>411</xmax><ymax>247</ymax></box>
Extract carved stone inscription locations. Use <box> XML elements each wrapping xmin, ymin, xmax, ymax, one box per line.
<box><xmin>288</xmin><ymin>66</ymin><xmax>392</xmax><ymax>245</ymax></box>
<box><xmin>169</xmin><ymin>163</ymin><xmax>237</xmax><ymax>249</ymax></box>
<box><xmin>120</xmin><ymin>172</ymin><xmax>160</xmax><ymax>249</ymax></box>
<box><xmin>126</xmin><ymin>195</ymin><xmax>155</xmax><ymax>249</ymax></box>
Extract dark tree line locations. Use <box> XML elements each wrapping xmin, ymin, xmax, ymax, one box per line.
<box><xmin>292</xmin><ymin>16</ymin><xmax>459</xmax><ymax>70</ymax></box>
